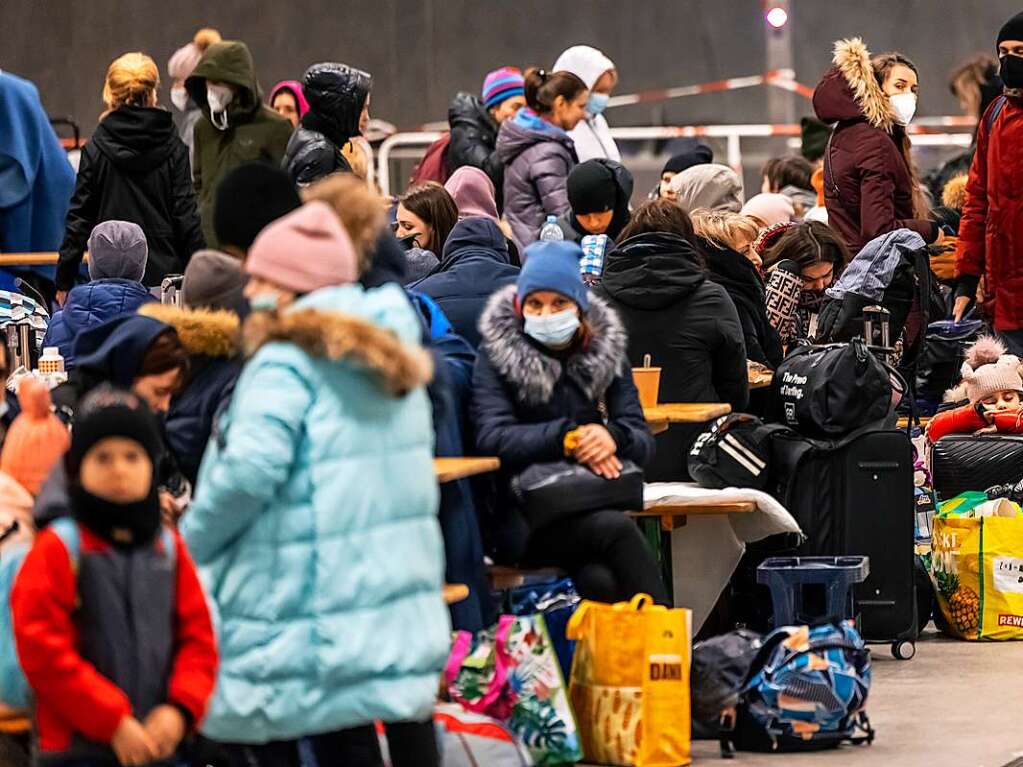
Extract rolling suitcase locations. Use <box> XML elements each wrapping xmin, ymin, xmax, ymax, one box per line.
<box><xmin>930</xmin><ymin>434</ymin><xmax>1023</xmax><ymax>502</ymax></box>
<box><xmin>770</xmin><ymin>428</ymin><xmax>918</xmax><ymax>659</ymax></box>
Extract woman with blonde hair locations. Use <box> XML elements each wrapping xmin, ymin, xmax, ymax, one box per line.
<box><xmin>57</xmin><ymin>51</ymin><xmax>204</xmax><ymax>305</ymax></box>
<box><xmin>691</xmin><ymin>210</ymin><xmax>784</xmax><ymax>368</ymax></box>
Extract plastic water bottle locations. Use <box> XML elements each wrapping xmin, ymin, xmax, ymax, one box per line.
<box><xmin>538</xmin><ymin>215</ymin><xmax>564</xmax><ymax>241</ymax></box>
<box><xmin>37</xmin><ymin>347</ymin><xmax>64</xmax><ymax>375</ymax></box>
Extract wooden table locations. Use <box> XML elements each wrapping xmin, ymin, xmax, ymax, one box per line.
<box><xmin>433</xmin><ymin>456</ymin><xmax>500</xmax><ymax>483</ymax></box>
<box><xmin>644</xmin><ymin>403</ymin><xmax>731</xmax><ymax>435</ymax></box>
<box><xmin>443</xmin><ymin>583</ymin><xmax>470</xmax><ymax>604</ymax></box>
<box><xmin>0</xmin><ymin>253</ymin><xmax>84</xmax><ymax>267</ymax></box>
<box><xmin>628</xmin><ymin>500</ymin><xmax>756</xmax><ymax>531</ymax></box>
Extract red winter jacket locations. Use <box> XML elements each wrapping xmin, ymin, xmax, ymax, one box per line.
<box><xmin>956</xmin><ymin>95</ymin><xmax>1023</xmax><ymax>331</ymax></box>
<box><xmin>813</xmin><ymin>39</ymin><xmax>938</xmax><ymax>255</ymax></box>
<box><xmin>11</xmin><ymin>524</ymin><xmax>217</xmax><ymax>760</ymax></box>
<box><xmin>926</xmin><ymin>403</ymin><xmax>1023</xmax><ymax>443</ymax></box>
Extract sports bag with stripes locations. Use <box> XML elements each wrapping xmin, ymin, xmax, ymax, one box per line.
<box><xmin>688</xmin><ymin>414</ymin><xmax>790</xmax><ymax>490</ymax></box>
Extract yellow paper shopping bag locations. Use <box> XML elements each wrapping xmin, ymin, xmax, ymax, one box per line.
<box><xmin>932</xmin><ymin>514</ymin><xmax>1023</xmax><ymax>640</ymax></box>
<box><xmin>566</xmin><ymin>594</ymin><xmax>692</xmax><ymax>766</ymax></box>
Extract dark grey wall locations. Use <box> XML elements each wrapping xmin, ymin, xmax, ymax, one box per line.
<box><xmin>4</xmin><ymin>0</ymin><xmax>1018</xmax><ymax>135</ymax></box>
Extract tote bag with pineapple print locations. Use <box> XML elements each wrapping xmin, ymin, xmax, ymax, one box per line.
<box><xmin>931</xmin><ymin>499</ymin><xmax>1023</xmax><ymax>640</ymax></box>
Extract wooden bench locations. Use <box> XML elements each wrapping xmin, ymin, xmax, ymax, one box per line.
<box><xmin>0</xmin><ymin>253</ymin><xmax>85</xmax><ymax>267</ymax></box>
<box><xmin>434</xmin><ymin>457</ymin><xmax>500</xmax><ymax>483</ymax></box>
<box><xmin>644</xmin><ymin>403</ymin><xmax>731</xmax><ymax>435</ymax></box>
<box><xmin>443</xmin><ymin>583</ymin><xmax>470</xmax><ymax>605</ymax></box>
<box><xmin>628</xmin><ymin>500</ymin><xmax>757</xmax><ymax>531</ymax></box>
<box><xmin>487</xmin><ymin>565</ymin><xmax>565</xmax><ymax>590</ymax></box>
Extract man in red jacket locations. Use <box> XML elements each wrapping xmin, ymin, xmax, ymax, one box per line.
<box><xmin>954</xmin><ymin>11</ymin><xmax>1023</xmax><ymax>355</ymax></box>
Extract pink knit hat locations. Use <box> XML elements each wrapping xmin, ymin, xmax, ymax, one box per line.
<box><xmin>947</xmin><ymin>336</ymin><xmax>1023</xmax><ymax>404</ymax></box>
<box><xmin>246</xmin><ymin>201</ymin><xmax>357</xmax><ymax>294</ymax></box>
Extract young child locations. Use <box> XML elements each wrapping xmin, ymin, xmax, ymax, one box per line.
<box><xmin>11</xmin><ymin>386</ymin><xmax>217</xmax><ymax>766</ymax></box>
<box><xmin>926</xmin><ymin>337</ymin><xmax>1023</xmax><ymax>443</ymax></box>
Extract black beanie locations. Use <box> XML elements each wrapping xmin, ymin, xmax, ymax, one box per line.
<box><xmin>66</xmin><ymin>386</ymin><xmax>164</xmax><ymax>481</ymax></box>
<box><xmin>998</xmin><ymin>11</ymin><xmax>1023</xmax><ymax>46</ymax></box>
<box><xmin>568</xmin><ymin>160</ymin><xmax>617</xmax><ymax>215</ymax></box>
<box><xmin>213</xmin><ymin>162</ymin><xmax>302</xmax><ymax>251</ymax></box>
<box><xmin>800</xmin><ymin>117</ymin><xmax>831</xmax><ymax>163</ymax></box>
<box><xmin>662</xmin><ymin>142</ymin><xmax>714</xmax><ymax>175</ymax></box>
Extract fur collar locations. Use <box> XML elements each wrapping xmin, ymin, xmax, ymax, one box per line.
<box><xmin>138</xmin><ymin>303</ymin><xmax>240</xmax><ymax>358</ymax></box>
<box><xmin>478</xmin><ymin>285</ymin><xmax>627</xmax><ymax>407</ymax></box>
<box><xmin>242</xmin><ymin>307</ymin><xmax>433</xmax><ymax>397</ymax></box>
<box><xmin>833</xmin><ymin>38</ymin><xmax>893</xmax><ymax>132</ymax></box>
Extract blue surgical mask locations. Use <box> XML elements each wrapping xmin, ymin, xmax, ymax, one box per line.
<box><xmin>250</xmin><ymin>293</ymin><xmax>279</xmax><ymax>312</ymax></box>
<box><xmin>586</xmin><ymin>92</ymin><xmax>609</xmax><ymax>117</ymax></box>
<box><xmin>524</xmin><ymin>309</ymin><xmax>581</xmax><ymax>349</ymax></box>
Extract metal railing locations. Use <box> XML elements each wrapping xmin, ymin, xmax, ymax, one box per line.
<box><xmin>375</xmin><ymin>124</ymin><xmax>973</xmax><ymax>197</ymax></box>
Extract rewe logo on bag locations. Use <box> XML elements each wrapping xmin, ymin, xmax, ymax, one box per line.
<box><xmin>997</xmin><ymin>614</ymin><xmax>1023</xmax><ymax>627</ymax></box>
<box><xmin>648</xmin><ymin>654</ymin><xmax>683</xmax><ymax>681</ymax></box>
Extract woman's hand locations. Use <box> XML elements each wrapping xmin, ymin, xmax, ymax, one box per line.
<box><xmin>584</xmin><ymin>454</ymin><xmax>623</xmax><ymax>479</ymax></box>
<box><xmin>573</xmin><ymin>424</ymin><xmax>617</xmax><ymax>465</ymax></box>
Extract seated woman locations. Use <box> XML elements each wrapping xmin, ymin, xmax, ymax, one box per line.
<box><xmin>472</xmin><ymin>240</ymin><xmax>668</xmax><ymax>604</ymax></box>
<box><xmin>598</xmin><ymin>199</ymin><xmax>748</xmax><ymax>481</ymax></box>
<box><xmin>691</xmin><ymin>209</ymin><xmax>784</xmax><ymax>370</ymax></box>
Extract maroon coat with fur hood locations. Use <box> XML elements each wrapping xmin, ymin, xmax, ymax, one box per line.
<box><xmin>813</xmin><ymin>38</ymin><xmax>938</xmax><ymax>255</ymax></box>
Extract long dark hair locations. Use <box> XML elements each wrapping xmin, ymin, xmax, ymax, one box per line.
<box><xmin>872</xmin><ymin>52</ymin><xmax>928</xmax><ymax>218</ymax></box>
<box><xmin>763</xmin><ymin>221</ymin><xmax>850</xmax><ymax>273</ymax></box>
<box><xmin>523</xmin><ymin>67</ymin><xmax>587</xmax><ymax>115</ymax></box>
<box><xmin>398</xmin><ymin>182</ymin><xmax>459</xmax><ymax>255</ymax></box>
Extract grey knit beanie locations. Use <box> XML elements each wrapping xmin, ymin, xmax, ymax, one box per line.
<box><xmin>87</xmin><ymin>221</ymin><xmax>148</xmax><ymax>281</ymax></box>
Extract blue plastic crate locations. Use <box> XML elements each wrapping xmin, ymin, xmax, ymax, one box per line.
<box><xmin>757</xmin><ymin>556</ymin><xmax>870</xmax><ymax>627</ymax></box>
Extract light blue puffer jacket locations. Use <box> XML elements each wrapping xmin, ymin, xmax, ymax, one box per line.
<box><xmin>181</xmin><ymin>283</ymin><xmax>448</xmax><ymax>744</ymax></box>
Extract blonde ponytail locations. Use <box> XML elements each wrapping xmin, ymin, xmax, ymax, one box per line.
<box><xmin>103</xmin><ymin>52</ymin><xmax>159</xmax><ymax>110</ymax></box>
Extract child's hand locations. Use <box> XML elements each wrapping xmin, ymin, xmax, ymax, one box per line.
<box><xmin>111</xmin><ymin>715</ymin><xmax>158</xmax><ymax>766</ymax></box>
<box><xmin>143</xmin><ymin>704</ymin><xmax>187</xmax><ymax>760</ymax></box>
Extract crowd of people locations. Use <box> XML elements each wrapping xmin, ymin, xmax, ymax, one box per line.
<box><xmin>0</xmin><ymin>8</ymin><xmax>1021</xmax><ymax>766</ymax></box>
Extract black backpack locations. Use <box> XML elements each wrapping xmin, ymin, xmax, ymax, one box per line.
<box><xmin>766</xmin><ymin>339</ymin><xmax>898</xmax><ymax>439</ymax></box>
<box><xmin>688</xmin><ymin>414</ymin><xmax>791</xmax><ymax>490</ymax></box>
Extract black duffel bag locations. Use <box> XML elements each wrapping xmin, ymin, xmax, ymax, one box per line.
<box><xmin>510</xmin><ymin>460</ymin><xmax>644</xmax><ymax>530</ymax></box>
<box><xmin>766</xmin><ymin>338</ymin><xmax>896</xmax><ymax>439</ymax></box>
<box><xmin>688</xmin><ymin>414</ymin><xmax>791</xmax><ymax>491</ymax></box>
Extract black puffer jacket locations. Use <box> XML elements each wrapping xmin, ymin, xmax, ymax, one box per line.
<box><xmin>597</xmin><ymin>232</ymin><xmax>749</xmax><ymax>480</ymax></box>
<box><xmin>446</xmin><ymin>93</ymin><xmax>504</xmax><ymax>207</ymax></box>
<box><xmin>283</xmin><ymin>63</ymin><xmax>371</xmax><ymax>185</ymax></box>
<box><xmin>699</xmin><ymin>236</ymin><xmax>784</xmax><ymax>370</ymax></box>
<box><xmin>471</xmin><ymin>285</ymin><xmax>654</xmax><ymax>561</ymax></box>
<box><xmin>57</xmin><ymin>107</ymin><xmax>204</xmax><ymax>290</ymax></box>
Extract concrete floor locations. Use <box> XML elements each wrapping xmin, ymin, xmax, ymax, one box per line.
<box><xmin>685</xmin><ymin>628</ymin><xmax>1023</xmax><ymax>767</ymax></box>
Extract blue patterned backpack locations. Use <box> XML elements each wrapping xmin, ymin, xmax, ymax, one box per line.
<box><xmin>720</xmin><ymin>621</ymin><xmax>874</xmax><ymax>755</ymax></box>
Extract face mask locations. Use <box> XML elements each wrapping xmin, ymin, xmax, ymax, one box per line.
<box><xmin>170</xmin><ymin>86</ymin><xmax>189</xmax><ymax>112</ymax></box>
<box><xmin>524</xmin><ymin>308</ymin><xmax>581</xmax><ymax>349</ymax></box>
<box><xmin>207</xmin><ymin>83</ymin><xmax>234</xmax><ymax>130</ymax></box>
<box><xmin>889</xmin><ymin>93</ymin><xmax>917</xmax><ymax>126</ymax></box>
<box><xmin>1000</xmin><ymin>53</ymin><xmax>1023</xmax><ymax>90</ymax></box>
<box><xmin>250</xmin><ymin>293</ymin><xmax>279</xmax><ymax>312</ymax></box>
<box><xmin>586</xmin><ymin>92</ymin><xmax>609</xmax><ymax>117</ymax></box>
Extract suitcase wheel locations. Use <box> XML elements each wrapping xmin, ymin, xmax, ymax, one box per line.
<box><xmin>891</xmin><ymin>639</ymin><xmax>916</xmax><ymax>660</ymax></box>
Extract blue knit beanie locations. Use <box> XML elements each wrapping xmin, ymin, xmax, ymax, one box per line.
<box><xmin>517</xmin><ymin>241</ymin><xmax>588</xmax><ymax>310</ymax></box>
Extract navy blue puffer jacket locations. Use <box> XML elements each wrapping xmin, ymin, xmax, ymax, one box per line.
<box><xmin>43</xmin><ymin>279</ymin><xmax>155</xmax><ymax>367</ymax></box>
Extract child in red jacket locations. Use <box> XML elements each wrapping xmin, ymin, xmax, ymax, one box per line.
<box><xmin>926</xmin><ymin>336</ymin><xmax>1023</xmax><ymax>443</ymax></box>
<box><xmin>11</xmin><ymin>386</ymin><xmax>217</xmax><ymax>766</ymax></box>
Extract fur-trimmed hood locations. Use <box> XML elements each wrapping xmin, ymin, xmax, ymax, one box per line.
<box><xmin>478</xmin><ymin>284</ymin><xmax>627</xmax><ymax>407</ymax></box>
<box><xmin>139</xmin><ymin>303</ymin><xmax>240</xmax><ymax>358</ymax></box>
<box><xmin>242</xmin><ymin>305</ymin><xmax>433</xmax><ymax>397</ymax></box>
<box><xmin>813</xmin><ymin>38</ymin><xmax>894</xmax><ymax>132</ymax></box>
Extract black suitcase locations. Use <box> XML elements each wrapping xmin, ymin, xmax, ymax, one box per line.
<box><xmin>770</xmin><ymin>428</ymin><xmax>918</xmax><ymax>659</ymax></box>
<box><xmin>930</xmin><ymin>434</ymin><xmax>1023</xmax><ymax>502</ymax></box>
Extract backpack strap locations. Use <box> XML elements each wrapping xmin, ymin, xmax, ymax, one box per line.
<box><xmin>160</xmin><ymin>527</ymin><xmax>177</xmax><ymax>567</ymax></box>
<box><xmin>48</xmin><ymin>518</ymin><xmax>81</xmax><ymax>571</ymax></box>
<box><xmin>986</xmin><ymin>95</ymin><xmax>1008</xmax><ymax>132</ymax></box>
